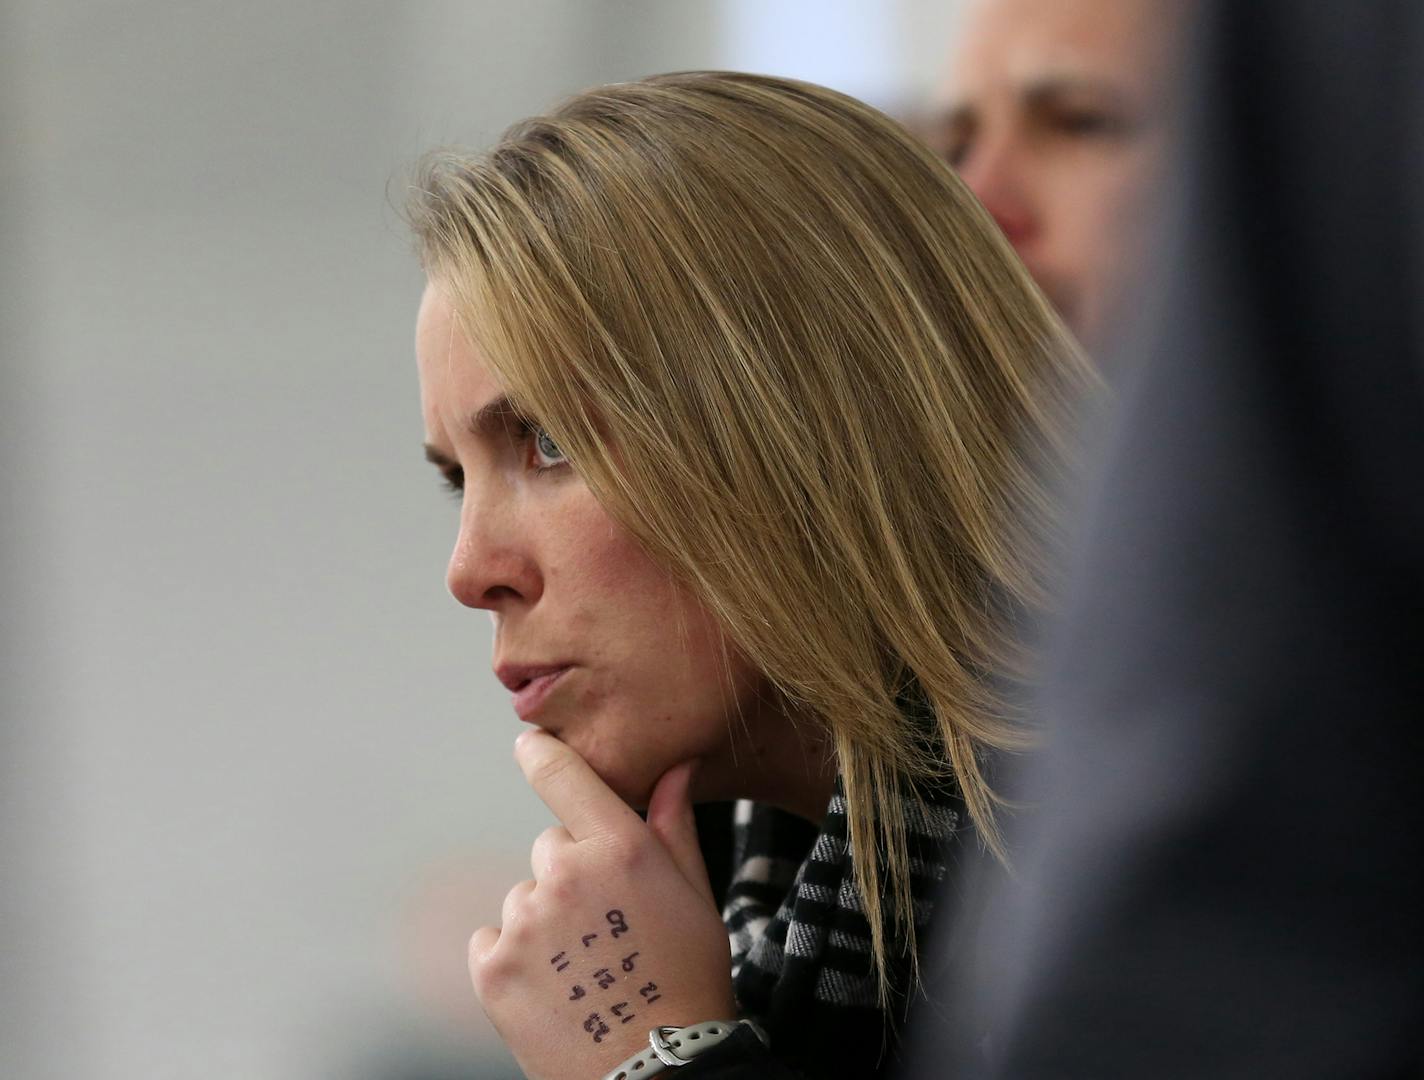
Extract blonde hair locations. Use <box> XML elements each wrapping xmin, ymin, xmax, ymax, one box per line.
<box><xmin>406</xmin><ymin>71</ymin><xmax>1093</xmax><ymax>1005</ymax></box>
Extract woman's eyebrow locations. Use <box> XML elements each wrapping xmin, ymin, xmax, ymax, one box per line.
<box><xmin>423</xmin><ymin>396</ymin><xmax>525</xmax><ymax>467</ymax></box>
<box><xmin>423</xmin><ymin>444</ymin><xmax>456</xmax><ymax>469</ymax></box>
<box><xmin>465</xmin><ymin>394</ymin><xmax>521</xmax><ymax>440</ymax></box>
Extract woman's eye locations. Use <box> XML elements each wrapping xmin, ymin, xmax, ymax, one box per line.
<box><xmin>533</xmin><ymin>427</ymin><xmax>566</xmax><ymax>469</ymax></box>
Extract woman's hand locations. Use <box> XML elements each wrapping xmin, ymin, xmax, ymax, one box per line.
<box><xmin>470</xmin><ymin>729</ymin><xmax>737</xmax><ymax>1080</ymax></box>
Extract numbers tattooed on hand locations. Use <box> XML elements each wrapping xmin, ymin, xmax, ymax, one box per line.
<box><xmin>583</xmin><ymin>1012</ymin><xmax>611</xmax><ymax>1043</ymax></box>
<box><xmin>551</xmin><ymin>908</ymin><xmax>667</xmax><ymax>1032</ymax></box>
<box><xmin>552</xmin><ymin>913</ymin><xmax>633</xmax><ymax>971</ymax></box>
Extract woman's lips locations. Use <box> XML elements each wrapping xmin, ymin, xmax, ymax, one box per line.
<box><xmin>510</xmin><ymin>666</ymin><xmax>572</xmax><ymax>722</ymax></box>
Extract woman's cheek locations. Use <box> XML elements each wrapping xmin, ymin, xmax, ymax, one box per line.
<box><xmin>565</xmin><ymin>706</ymin><xmax>709</xmax><ymax>811</ymax></box>
<box><xmin>563</xmin><ymin>655</ymin><xmax>744</xmax><ymax>806</ymax></box>
<box><xmin>574</xmin><ymin>742</ymin><xmax>659</xmax><ymax>810</ymax></box>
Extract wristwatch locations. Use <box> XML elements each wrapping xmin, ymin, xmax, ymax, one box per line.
<box><xmin>600</xmin><ymin>1019</ymin><xmax>769</xmax><ymax>1080</ymax></box>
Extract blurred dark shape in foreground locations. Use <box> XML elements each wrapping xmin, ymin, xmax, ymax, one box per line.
<box><xmin>906</xmin><ymin>0</ymin><xmax>1424</xmax><ymax>1076</ymax></box>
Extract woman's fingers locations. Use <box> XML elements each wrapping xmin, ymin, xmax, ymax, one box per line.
<box><xmin>500</xmin><ymin>878</ymin><xmax>536</xmax><ymax>928</ymax></box>
<box><xmin>646</xmin><ymin>759</ymin><xmax>716</xmax><ymax>908</ymax></box>
<box><xmin>470</xmin><ymin>876</ymin><xmax>536</xmax><ymax>997</ymax></box>
<box><xmin>530</xmin><ymin>824</ymin><xmax>574</xmax><ymax>880</ymax></box>
<box><xmin>514</xmin><ymin>729</ymin><xmax>642</xmax><ymax>842</ymax></box>
<box><xmin>467</xmin><ymin>923</ymin><xmax>501</xmax><ymax>980</ymax></box>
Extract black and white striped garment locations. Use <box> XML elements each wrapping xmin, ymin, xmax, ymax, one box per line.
<box><xmin>722</xmin><ymin>775</ymin><xmax>966</xmax><ymax>1076</ymax></box>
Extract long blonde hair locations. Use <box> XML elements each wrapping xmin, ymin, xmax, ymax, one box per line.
<box><xmin>406</xmin><ymin>71</ymin><xmax>1093</xmax><ymax>1004</ymax></box>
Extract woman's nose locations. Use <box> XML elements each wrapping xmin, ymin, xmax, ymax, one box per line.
<box><xmin>445</xmin><ymin>502</ymin><xmax>543</xmax><ymax>612</ymax></box>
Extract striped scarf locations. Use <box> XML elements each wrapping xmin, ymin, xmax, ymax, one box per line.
<box><xmin>722</xmin><ymin>775</ymin><xmax>965</xmax><ymax>1076</ymax></box>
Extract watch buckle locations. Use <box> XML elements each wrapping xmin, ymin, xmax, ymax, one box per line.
<box><xmin>649</xmin><ymin>1026</ymin><xmax>694</xmax><ymax>1067</ymax></box>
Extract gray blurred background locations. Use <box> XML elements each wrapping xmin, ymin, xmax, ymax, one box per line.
<box><xmin>0</xmin><ymin>2</ymin><xmax>962</xmax><ymax>1076</ymax></box>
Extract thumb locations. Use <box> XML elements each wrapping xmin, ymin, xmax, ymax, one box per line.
<box><xmin>646</xmin><ymin>760</ymin><xmax>716</xmax><ymax>908</ymax></box>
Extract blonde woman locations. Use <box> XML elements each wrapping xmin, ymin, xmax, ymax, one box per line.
<box><xmin>408</xmin><ymin>72</ymin><xmax>1091</xmax><ymax>1080</ymax></box>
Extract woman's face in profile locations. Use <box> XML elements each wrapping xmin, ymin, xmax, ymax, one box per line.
<box><xmin>415</xmin><ymin>282</ymin><xmax>760</xmax><ymax>807</ymax></box>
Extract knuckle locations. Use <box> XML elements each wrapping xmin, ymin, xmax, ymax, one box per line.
<box><xmin>466</xmin><ymin>930</ymin><xmax>487</xmax><ymax>968</ymax></box>
<box><xmin>599</xmin><ymin>829</ymin><xmax>648</xmax><ymax>874</ymax></box>
<box><xmin>467</xmin><ymin>929</ymin><xmax>504</xmax><ymax>993</ymax></box>
<box><xmin>535</xmin><ymin>850</ymin><xmax>564</xmax><ymax>883</ymax></box>
<box><xmin>532</xmin><ymin>825</ymin><xmax>563</xmax><ymax>865</ymax></box>
<box><xmin>500</xmin><ymin>881</ymin><xmax>536</xmax><ymax>931</ymax></box>
<box><xmin>543</xmin><ymin>870</ymin><xmax>580</xmax><ymax>905</ymax></box>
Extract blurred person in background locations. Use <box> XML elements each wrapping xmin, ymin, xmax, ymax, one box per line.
<box><xmin>923</xmin><ymin>0</ymin><xmax>1193</xmax><ymax>354</ymax></box>
<box><xmin>900</xmin><ymin>0</ymin><xmax>1424</xmax><ymax>1075</ymax></box>
<box><xmin>405</xmin><ymin>72</ymin><xmax>1095</xmax><ymax>1079</ymax></box>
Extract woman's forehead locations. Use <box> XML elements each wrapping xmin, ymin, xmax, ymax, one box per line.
<box><xmin>416</xmin><ymin>286</ymin><xmax>507</xmax><ymax>433</ymax></box>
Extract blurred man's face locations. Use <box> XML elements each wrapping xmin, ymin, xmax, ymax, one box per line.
<box><xmin>929</xmin><ymin>0</ymin><xmax>1182</xmax><ymax>350</ymax></box>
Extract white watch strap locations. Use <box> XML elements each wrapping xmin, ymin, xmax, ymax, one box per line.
<box><xmin>600</xmin><ymin>1019</ymin><xmax>766</xmax><ymax>1080</ymax></box>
